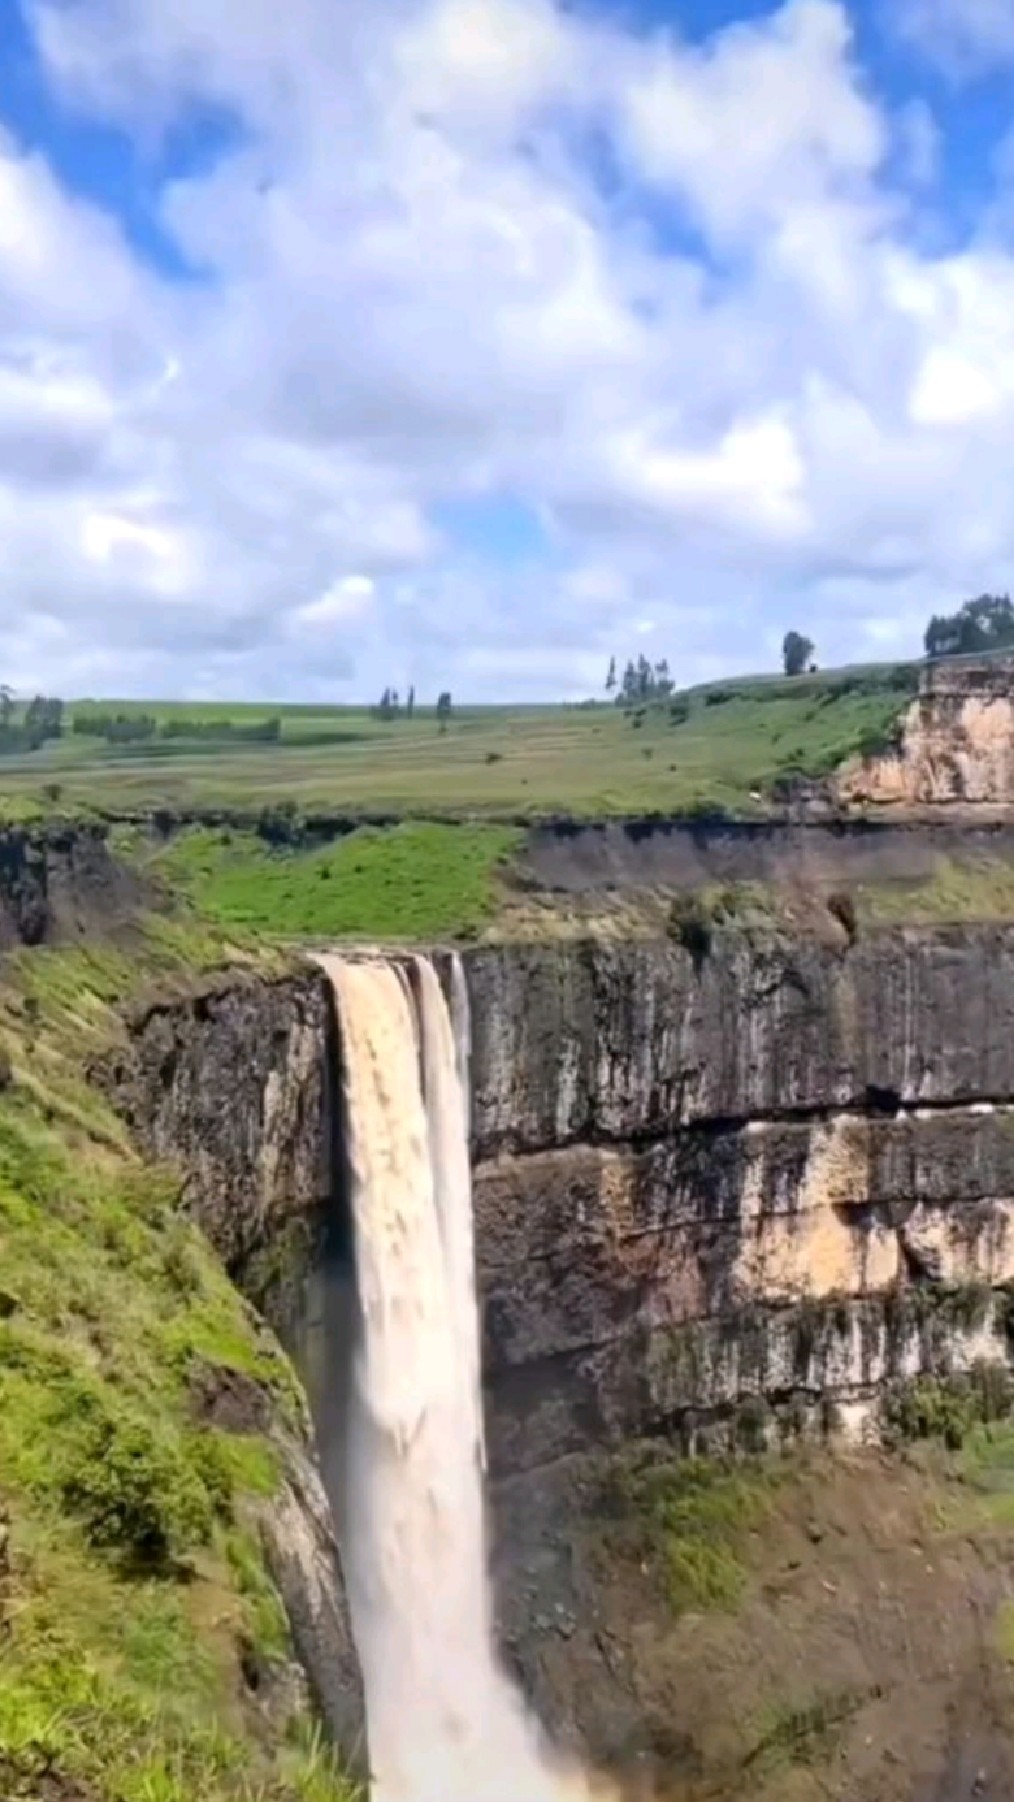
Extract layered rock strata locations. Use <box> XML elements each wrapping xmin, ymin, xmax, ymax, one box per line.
<box><xmin>104</xmin><ymin>929</ymin><xmax>1014</xmax><ymax>1477</ymax></box>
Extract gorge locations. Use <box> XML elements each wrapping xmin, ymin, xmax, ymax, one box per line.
<box><xmin>13</xmin><ymin>659</ymin><xmax>1014</xmax><ymax>1802</ymax></box>
<box><xmin>98</xmin><ymin>903</ymin><xmax>1014</xmax><ymax>1794</ymax></box>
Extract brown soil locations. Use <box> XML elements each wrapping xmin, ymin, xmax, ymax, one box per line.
<box><xmin>491</xmin><ymin>1444</ymin><xmax>1014</xmax><ymax>1802</ymax></box>
<box><xmin>187</xmin><ymin>1359</ymin><xmax>270</xmax><ymax>1435</ymax></box>
<box><xmin>0</xmin><ymin>1756</ymin><xmax>96</xmax><ymax>1801</ymax></box>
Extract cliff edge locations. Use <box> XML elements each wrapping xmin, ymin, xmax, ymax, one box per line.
<box><xmin>839</xmin><ymin>656</ymin><xmax>1014</xmax><ymax>807</ymax></box>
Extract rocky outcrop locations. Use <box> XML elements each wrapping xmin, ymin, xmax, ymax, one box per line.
<box><xmin>517</xmin><ymin>813</ymin><xmax>1014</xmax><ymax>892</ymax></box>
<box><xmin>477</xmin><ymin>1127</ymin><xmax>1014</xmax><ymax>1469</ymax></box>
<box><xmin>462</xmin><ymin>933</ymin><xmax>1014</xmax><ymax>1466</ymax></box>
<box><xmin>261</xmin><ymin>1435</ymin><xmax>364</xmax><ymax>1765</ymax></box>
<box><xmin>839</xmin><ymin>657</ymin><xmax>1014</xmax><ymax>806</ymax></box>
<box><xmin>0</xmin><ymin>822</ymin><xmax>146</xmax><ymax>947</ymax></box>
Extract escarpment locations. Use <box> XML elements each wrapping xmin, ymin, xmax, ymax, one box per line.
<box><xmin>103</xmin><ymin>925</ymin><xmax>1014</xmax><ymax>1478</ymax></box>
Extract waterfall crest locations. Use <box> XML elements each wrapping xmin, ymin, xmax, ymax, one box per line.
<box><xmin>315</xmin><ymin>950</ymin><xmax>610</xmax><ymax>1802</ymax></box>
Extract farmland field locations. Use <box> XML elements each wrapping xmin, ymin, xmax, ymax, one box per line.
<box><xmin>0</xmin><ymin>665</ymin><xmax>917</xmax><ymax>822</ymax></box>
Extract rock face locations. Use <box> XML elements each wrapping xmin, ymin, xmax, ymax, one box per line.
<box><xmin>105</xmin><ymin>928</ymin><xmax>1014</xmax><ymax>1477</ymax></box>
<box><xmin>466</xmin><ymin>932</ymin><xmax>1014</xmax><ymax>1151</ymax></box>
<box><xmin>839</xmin><ymin>657</ymin><xmax>1014</xmax><ymax>806</ymax></box>
<box><xmin>464</xmin><ymin>933</ymin><xmax>1014</xmax><ymax>1469</ymax></box>
<box><xmin>0</xmin><ymin>823</ymin><xmax>146</xmax><ymax>947</ymax></box>
<box><xmin>102</xmin><ymin>970</ymin><xmax>332</xmax><ymax>1269</ymax></box>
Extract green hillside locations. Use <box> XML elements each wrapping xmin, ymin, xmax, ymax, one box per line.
<box><xmin>0</xmin><ymin>663</ymin><xmax>918</xmax><ymax>823</ymax></box>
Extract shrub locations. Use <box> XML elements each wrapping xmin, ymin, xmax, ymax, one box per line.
<box><xmin>882</xmin><ymin>1363</ymin><xmax>1014</xmax><ymax>1451</ymax></box>
<box><xmin>255</xmin><ymin>801</ymin><xmax>305</xmax><ymax>847</ymax></box>
<box><xmin>47</xmin><ymin>1380</ymin><xmax>217</xmax><ymax>1564</ymax></box>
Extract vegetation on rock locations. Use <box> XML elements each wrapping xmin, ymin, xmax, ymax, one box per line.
<box><xmin>0</xmin><ymin>937</ymin><xmax>357</xmax><ymax>1802</ymax></box>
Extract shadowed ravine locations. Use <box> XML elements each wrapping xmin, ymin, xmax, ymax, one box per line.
<box><xmin>311</xmin><ymin>950</ymin><xmax>614</xmax><ymax>1802</ymax></box>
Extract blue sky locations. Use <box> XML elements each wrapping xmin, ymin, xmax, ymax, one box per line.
<box><xmin>3</xmin><ymin>0</ymin><xmax>1014</xmax><ymax>700</ymax></box>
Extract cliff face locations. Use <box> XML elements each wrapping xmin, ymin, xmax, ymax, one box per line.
<box><xmin>104</xmin><ymin>928</ymin><xmax>1014</xmax><ymax>1479</ymax></box>
<box><xmin>465</xmin><ymin>934</ymin><xmax>1014</xmax><ymax>1467</ymax></box>
<box><xmin>0</xmin><ymin>822</ymin><xmax>146</xmax><ymax>946</ymax></box>
<box><xmin>103</xmin><ymin>970</ymin><xmax>331</xmax><ymax>1269</ymax></box>
<box><xmin>839</xmin><ymin>657</ymin><xmax>1014</xmax><ymax>806</ymax></box>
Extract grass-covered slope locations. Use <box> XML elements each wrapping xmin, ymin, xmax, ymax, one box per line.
<box><xmin>0</xmin><ymin>932</ymin><xmax>356</xmax><ymax>1802</ymax></box>
<box><xmin>143</xmin><ymin>821</ymin><xmax>523</xmax><ymax>943</ymax></box>
<box><xmin>0</xmin><ymin>664</ymin><xmax>917</xmax><ymax>822</ymax></box>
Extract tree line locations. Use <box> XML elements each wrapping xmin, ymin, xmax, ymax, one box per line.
<box><xmin>373</xmin><ymin>687</ymin><xmax>454</xmax><ymax>730</ymax></box>
<box><xmin>72</xmin><ymin>713</ymin><xmax>282</xmax><ymax>745</ymax></box>
<box><xmin>607</xmin><ymin>592</ymin><xmax>1014</xmax><ymax>707</ymax></box>
<box><xmin>0</xmin><ymin>690</ymin><xmax>64</xmax><ymax>755</ymax></box>
<box><xmin>923</xmin><ymin>594</ymin><xmax>1014</xmax><ymax>659</ymax></box>
<box><xmin>605</xmin><ymin>655</ymin><xmax>674</xmax><ymax>703</ymax></box>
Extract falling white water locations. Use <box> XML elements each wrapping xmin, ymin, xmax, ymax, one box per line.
<box><xmin>315</xmin><ymin>951</ymin><xmax>612</xmax><ymax>1802</ymax></box>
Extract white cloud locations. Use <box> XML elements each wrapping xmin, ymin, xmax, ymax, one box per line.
<box><xmin>297</xmin><ymin>574</ymin><xmax>377</xmax><ymax>628</ymax></box>
<box><xmin>613</xmin><ymin>0</ymin><xmax>885</xmax><ymax>245</ymax></box>
<box><xmin>894</xmin><ymin>0</ymin><xmax>1014</xmax><ymax>75</ymax></box>
<box><xmin>894</xmin><ymin>97</ymin><xmax>941</xmax><ymax>187</ymax></box>
<box><xmin>4</xmin><ymin>0</ymin><xmax>1014</xmax><ymax>700</ymax></box>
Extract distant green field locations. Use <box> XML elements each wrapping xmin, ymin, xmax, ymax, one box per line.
<box><xmin>0</xmin><ymin>665</ymin><xmax>918</xmax><ymax>822</ymax></box>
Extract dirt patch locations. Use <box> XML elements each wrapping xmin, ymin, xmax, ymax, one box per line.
<box><xmin>491</xmin><ymin>1443</ymin><xmax>1014</xmax><ymax>1801</ymax></box>
<box><xmin>0</xmin><ymin>1756</ymin><xmax>96</xmax><ymax>1801</ymax></box>
<box><xmin>187</xmin><ymin>1360</ymin><xmax>271</xmax><ymax>1435</ymax></box>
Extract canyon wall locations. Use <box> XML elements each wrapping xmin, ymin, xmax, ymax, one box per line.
<box><xmin>839</xmin><ymin>656</ymin><xmax>1014</xmax><ymax>806</ymax></box>
<box><xmin>101</xmin><ymin>968</ymin><xmax>331</xmax><ymax>1269</ymax></box>
<box><xmin>106</xmin><ymin>928</ymin><xmax>1014</xmax><ymax>1476</ymax></box>
<box><xmin>466</xmin><ymin>934</ymin><xmax>1014</xmax><ymax>1467</ymax></box>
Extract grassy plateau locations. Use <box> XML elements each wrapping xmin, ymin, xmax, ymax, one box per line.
<box><xmin>0</xmin><ymin>665</ymin><xmax>917</xmax><ymax>822</ymax></box>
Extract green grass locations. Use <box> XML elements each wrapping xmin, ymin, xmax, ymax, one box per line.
<box><xmin>0</xmin><ymin>940</ymin><xmax>356</xmax><ymax>1802</ymax></box>
<box><xmin>602</xmin><ymin>1449</ymin><xmax>777</xmax><ymax>1613</ymax></box>
<box><xmin>148</xmin><ymin>822</ymin><xmax>523</xmax><ymax>942</ymax></box>
<box><xmin>0</xmin><ymin>1102</ymin><xmax>356</xmax><ymax>1801</ymax></box>
<box><xmin>0</xmin><ymin>665</ymin><xmax>917</xmax><ymax>821</ymax></box>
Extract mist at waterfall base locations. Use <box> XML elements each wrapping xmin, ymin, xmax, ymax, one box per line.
<box><xmin>314</xmin><ymin>951</ymin><xmax>614</xmax><ymax>1802</ymax></box>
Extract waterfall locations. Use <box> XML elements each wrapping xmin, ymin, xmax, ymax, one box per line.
<box><xmin>315</xmin><ymin>950</ymin><xmax>609</xmax><ymax>1802</ymax></box>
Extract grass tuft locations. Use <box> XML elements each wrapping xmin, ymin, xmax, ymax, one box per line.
<box><xmin>602</xmin><ymin>1450</ymin><xmax>777</xmax><ymax>1613</ymax></box>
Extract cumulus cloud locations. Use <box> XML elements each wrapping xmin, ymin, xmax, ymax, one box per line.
<box><xmin>2</xmin><ymin>0</ymin><xmax>1014</xmax><ymax>698</ymax></box>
